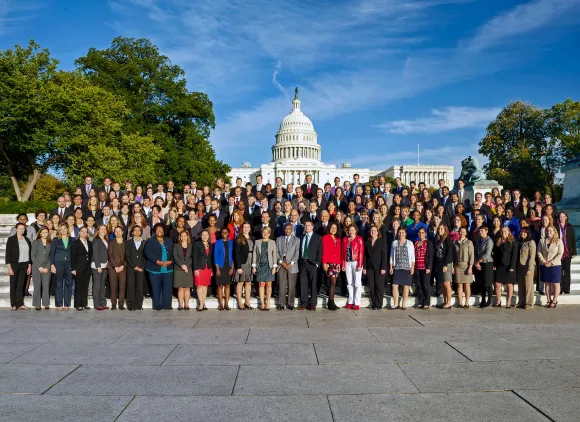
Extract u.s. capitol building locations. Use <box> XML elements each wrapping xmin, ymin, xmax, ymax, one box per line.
<box><xmin>228</xmin><ymin>88</ymin><xmax>453</xmax><ymax>187</ymax></box>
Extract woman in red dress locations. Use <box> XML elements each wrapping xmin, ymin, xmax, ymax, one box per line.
<box><xmin>193</xmin><ymin>230</ymin><xmax>213</xmax><ymax>311</ymax></box>
<box><xmin>322</xmin><ymin>222</ymin><xmax>342</xmax><ymax>310</ymax></box>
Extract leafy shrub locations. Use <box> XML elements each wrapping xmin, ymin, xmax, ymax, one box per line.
<box><xmin>0</xmin><ymin>200</ymin><xmax>55</xmax><ymax>214</ymax></box>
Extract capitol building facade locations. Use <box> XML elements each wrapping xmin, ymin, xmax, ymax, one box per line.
<box><xmin>228</xmin><ymin>88</ymin><xmax>454</xmax><ymax>187</ymax></box>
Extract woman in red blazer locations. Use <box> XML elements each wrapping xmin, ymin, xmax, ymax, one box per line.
<box><xmin>341</xmin><ymin>224</ymin><xmax>364</xmax><ymax>310</ymax></box>
<box><xmin>322</xmin><ymin>222</ymin><xmax>342</xmax><ymax>311</ymax></box>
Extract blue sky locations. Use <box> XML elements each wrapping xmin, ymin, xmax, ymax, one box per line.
<box><xmin>2</xmin><ymin>0</ymin><xmax>580</xmax><ymax>175</ymax></box>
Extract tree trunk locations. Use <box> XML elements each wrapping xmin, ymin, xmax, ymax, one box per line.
<box><xmin>20</xmin><ymin>169</ymin><xmax>42</xmax><ymax>202</ymax></box>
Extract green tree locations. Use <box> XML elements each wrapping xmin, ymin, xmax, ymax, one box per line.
<box><xmin>0</xmin><ymin>41</ymin><xmax>161</xmax><ymax>201</ymax></box>
<box><xmin>75</xmin><ymin>37</ymin><xmax>230</xmax><ymax>186</ymax></box>
<box><xmin>546</xmin><ymin>98</ymin><xmax>580</xmax><ymax>161</ymax></box>
<box><xmin>478</xmin><ymin>101</ymin><xmax>558</xmax><ymax>197</ymax></box>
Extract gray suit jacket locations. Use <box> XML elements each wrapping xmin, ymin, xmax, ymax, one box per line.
<box><xmin>91</xmin><ymin>237</ymin><xmax>109</xmax><ymax>268</ymax></box>
<box><xmin>269</xmin><ymin>197</ymin><xmax>286</xmax><ymax>209</ymax></box>
<box><xmin>275</xmin><ymin>235</ymin><xmax>300</xmax><ymax>273</ymax></box>
<box><xmin>31</xmin><ymin>239</ymin><xmax>51</xmax><ymax>269</ymax></box>
<box><xmin>173</xmin><ymin>243</ymin><xmax>193</xmax><ymax>273</ymax></box>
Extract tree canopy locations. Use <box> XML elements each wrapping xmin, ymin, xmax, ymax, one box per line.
<box><xmin>75</xmin><ymin>37</ymin><xmax>230</xmax><ymax>186</ymax></box>
<box><xmin>479</xmin><ymin>99</ymin><xmax>580</xmax><ymax>198</ymax></box>
<box><xmin>0</xmin><ymin>38</ymin><xmax>228</xmax><ymax>201</ymax></box>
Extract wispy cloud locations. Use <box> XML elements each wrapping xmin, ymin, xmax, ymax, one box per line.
<box><xmin>464</xmin><ymin>0</ymin><xmax>580</xmax><ymax>52</ymax></box>
<box><xmin>0</xmin><ymin>0</ymin><xmax>39</xmax><ymax>34</ymax></box>
<box><xmin>272</xmin><ymin>61</ymin><xmax>288</xmax><ymax>99</ymax></box>
<box><xmin>378</xmin><ymin>106</ymin><xmax>501</xmax><ymax>134</ymax></box>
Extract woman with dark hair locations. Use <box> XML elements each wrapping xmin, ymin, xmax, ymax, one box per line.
<box><xmin>91</xmin><ymin>224</ymin><xmax>109</xmax><ymax>310</ymax></box>
<box><xmin>6</xmin><ymin>222</ymin><xmax>32</xmax><ymax>311</ymax></box>
<box><xmin>433</xmin><ymin>224</ymin><xmax>454</xmax><ymax>309</ymax></box>
<box><xmin>186</xmin><ymin>211</ymin><xmax>202</xmax><ymax>241</ymax></box>
<box><xmin>557</xmin><ymin>211</ymin><xmax>577</xmax><ymax>294</ymax></box>
<box><xmin>193</xmin><ymin>230</ymin><xmax>212</xmax><ymax>311</ymax></box>
<box><xmin>31</xmin><ymin>226</ymin><xmax>52</xmax><ymax>310</ymax></box>
<box><xmin>364</xmin><ymin>225</ymin><xmax>388</xmax><ymax>310</ymax></box>
<box><xmin>334</xmin><ymin>187</ymin><xmax>347</xmax><ymax>213</ymax></box>
<box><xmin>214</xmin><ymin>227</ymin><xmax>234</xmax><ymax>310</ymax></box>
<box><xmin>389</xmin><ymin>227</ymin><xmax>415</xmax><ymax>310</ymax></box>
<box><xmin>108</xmin><ymin>226</ymin><xmax>127</xmax><ymax>310</ymax></box>
<box><xmin>516</xmin><ymin>227</ymin><xmax>536</xmax><ymax>309</ymax></box>
<box><xmin>234</xmin><ymin>222</ymin><xmax>254</xmax><ymax>310</ymax></box>
<box><xmin>414</xmin><ymin>227</ymin><xmax>433</xmax><ymax>309</ymax></box>
<box><xmin>144</xmin><ymin>223</ymin><xmax>174</xmax><ymax>310</ymax></box>
<box><xmin>125</xmin><ymin>225</ymin><xmax>146</xmax><ymax>311</ymax></box>
<box><xmin>493</xmin><ymin>226</ymin><xmax>518</xmax><ymax>308</ymax></box>
<box><xmin>322</xmin><ymin>222</ymin><xmax>342</xmax><ymax>310</ymax></box>
<box><xmin>71</xmin><ymin>226</ymin><xmax>93</xmax><ymax>310</ymax></box>
<box><xmin>173</xmin><ymin>230</ymin><xmax>193</xmax><ymax>310</ymax></box>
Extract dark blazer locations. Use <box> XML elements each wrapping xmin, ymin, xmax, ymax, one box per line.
<box><xmin>506</xmin><ymin>200</ymin><xmax>525</xmax><ymax>219</ymax></box>
<box><xmin>5</xmin><ymin>235</ymin><xmax>32</xmax><ymax>265</ymax></box>
<box><xmin>364</xmin><ymin>238</ymin><xmax>388</xmax><ymax>271</ymax></box>
<box><xmin>125</xmin><ymin>238</ymin><xmax>146</xmax><ymax>269</ymax></box>
<box><xmin>203</xmin><ymin>211</ymin><xmax>228</xmax><ymax>230</ymax></box>
<box><xmin>70</xmin><ymin>239</ymin><xmax>93</xmax><ymax>271</ymax></box>
<box><xmin>50</xmin><ymin>237</ymin><xmax>72</xmax><ymax>264</ymax></box>
<box><xmin>83</xmin><ymin>209</ymin><xmax>102</xmax><ymax>221</ymax></box>
<box><xmin>234</xmin><ymin>238</ymin><xmax>253</xmax><ymax>269</ymax></box>
<box><xmin>78</xmin><ymin>184</ymin><xmax>95</xmax><ymax>200</ymax></box>
<box><xmin>192</xmin><ymin>240</ymin><xmax>213</xmax><ymax>271</ymax></box>
<box><xmin>299</xmin><ymin>232</ymin><xmax>322</xmax><ymax>266</ymax></box>
<box><xmin>252</xmin><ymin>184</ymin><xmax>267</xmax><ymax>196</ymax></box>
<box><xmin>253</xmin><ymin>221</ymin><xmax>276</xmax><ymax>240</ymax></box>
<box><xmin>91</xmin><ymin>237</ymin><xmax>109</xmax><ymax>268</ymax></box>
<box><xmin>559</xmin><ymin>223</ymin><xmax>577</xmax><ymax>257</ymax></box>
<box><xmin>301</xmin><ymin>183</ymin><xmax>318</xmax><ymax>200</ymax></box>
<box><xmin>493</xmin><ymin>239</ymin><xmax>519</xmax><ymax>270</ymax></box>
<box><xmin>173</xmin><ymin>243</ymin><xmax>193</xmax><ymax>272</ymax></box>
<box><xmin>433</xmin><ymin>236</ymin><xmax>454</xmax><ymax>265</ymax></box>
<box><xmin>144</xmin><ymin>237</ymin><xmax>174</xmax><ymax>272</ymax></box>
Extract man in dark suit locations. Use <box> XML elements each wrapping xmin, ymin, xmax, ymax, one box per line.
<box><xmin>52</xmin><ymin>196</ymin><xmax>70</xmax><ymax>220</ymax></box>
<box><xmin>392</xmin><ymin>177</ymin><xmax>404</xmax><ymax>195</ymax></box>
<box><xmin>301</xmin><ymin>174</ymin><xmax>318</xmax><ymax>200</ymax></box>
<box><xmin>66</xmin><ymin>195</ymin><xmax>84</xmax><ymax>216</ymax></box>
<box><xmin>439</xmin><ymin>186</ymin><xmax>451</xmax><ymax>207</ymax></box>
<box><xmin>301</xmin><ymin>202</ymin><xmax>320</xmax><ymax>225</ymax></box>
<box><xmin>432</xmin><ymin>179</ymin><xmax>446</xmax><ymax>200</ymax></box>
<box><xmin>252</xmin><ymin>175</ymin><xmax>267</xmax><ymax>196</ymax></box>
<box><xmin>299</xmin><ymin>221</ymin><xmax>322</xmax><ymax>310</ymax></box>
<box><xmin>247</xmin><ymin>195</ymin><xmax>260</xmax><ymax>228</ymax></box>
<box><xmin>99</xmin><ymin>177</ymin><xmax>113</xmax><ymax>197</ymax></box>
<box><xmin>454</xmin><ymin>179</ymin><xmax>469</xmax><ymax>207</ymax></box>
<box><xmin>97</xmin><ymin>191</ymin><xmax>109</xmax><ymax>210</ymax></box>
<box><xmin>350</xmin><ymin>173</ymin><xmax>362</xmax><ymax>196</ymax></box>
<box><xmin>322</xmin><ymin>183</ymin><xmax>335</xmax><ymax>205</ymax></box>
<box><xmin>506</xmin><ymin>188</ymin><xmax>525</xmax><ymax>219</ymax></box>
<box><xmin>444</xmin><ymin>192</ymin><xmax>460</xmax><ymax>217</ymax></box>
<box><xmin>253</xmin><ymin>212</ymin><xmax>276</xmax><ymax>240</ymax></box>
<box><xmin>205</xmin><ymin>199</ymin><xmax>228</xmax><ymax>230</ymax></box>
<box><xmin>273</xmin><ymin>177</ymin><xmax>287</xmax><ymax>197</ymax></box>
<box><xmin>285</xmin><ymin>183</ymin><xmax>295</xmax><ymax>202</ymax></box>
<box><xmin>78</xmin><ymin>176</ymin><xmax>95</xmax><ymax>201</ymax></box>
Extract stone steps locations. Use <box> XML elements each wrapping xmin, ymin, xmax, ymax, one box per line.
<box><xmin>1</xmin><ymin>291</ymin><xmax>578</xmax><ymax>309</ymax></box>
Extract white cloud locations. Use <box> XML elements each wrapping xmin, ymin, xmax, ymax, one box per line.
<box><xmin>378</xmin><ymin>106</ymin><xmax>501</xmax><ymax>134</ymax></box>
<box><xmin>272</xmin><ymin>61</ymin><xmax>288</xmax><ymax>99</ymax></box>
<box><xmin>464</xmin><ymin>0</ymin><xmax>580</xmax><ymax>52</ymax></box>
<box><xmin>0</xmin><ymin>0</ymin><xmax>39</xmax><ymax>34</ymax></box>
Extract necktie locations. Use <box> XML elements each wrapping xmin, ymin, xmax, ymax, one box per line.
<box><xmin>235</xmin><ymin>197</ymin><xmax>239</xmax><ymax>205</ymax></box>
<box><xmin>59</xmin><ymin>209</ymin><xmax>63</xmax><ymax>219</ymax></box>
<box><xmin>288</xmin><ymin>194</ymin><xmax>292</xmax><ymax>200</ymax></box>
<box><xmin>311</xmin><ymin>214</ymin><xmax>315</xmax><ymax>220</ymax></box>
<box><xmin>303</xmin><ymin>235</ymin><xmax>309</xmax><ymax>258</ymax></box>
<box><xmin>307</xmin><ymin>185</ymin><xmax>311</xmax><ymax>194</ymax></box>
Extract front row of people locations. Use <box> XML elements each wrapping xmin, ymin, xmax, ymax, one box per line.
<box><xmin>6</xmin><ymin>219</ymin><xmax>565</xmax><ymax>311</ymax></box>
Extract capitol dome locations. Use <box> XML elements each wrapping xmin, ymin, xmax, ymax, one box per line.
<box><xmin>272</xmin><ymin>88</ymin><xmax>321</xmax><ymax>162</ymax></box>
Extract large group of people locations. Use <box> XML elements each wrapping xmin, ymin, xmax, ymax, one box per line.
<box><xmin>5</xmin><ymin>173</ymin><xmax>574</xmax><ymax>312</ymax></box>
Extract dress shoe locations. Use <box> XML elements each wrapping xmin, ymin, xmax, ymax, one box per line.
<box><xmin>111</xmin><ymin>305</ymin><xmax>117</xmax><ymax>310</ymax></box>
<box><xmin>345</xmin><ymin>304</ymin><xmax>353</xmax><ymax>309</ymax></box>
<box><xmin>35</xmin><ymin>306</ymin><xmax>41</xmax><ymax>311</ymax></box>
<box><xmin>308</xmin><ymin>306</ymin><xmax>316</xmax><ymax>311</ymax></box>
<box><xmin>298</xmin><ymin>306</ymin><xmax>306</xmax><ymax>310</ymax></box>
<box><xmin>102</xmin><ymin>306</ymin><xmax>110</xmax><ymax>310</ymax></box>
<box><xmin>96</xmin><ymin>307</ymin><xmax>105</xmax><ymax>311</ymax></box>
<box><xmin>353</xmin><ymin>305</ymin><xmax>360</xmax><ymax>311</ymax></box>
<box><xmin>286</xmin><ymin>305</ymin><xmax>294</xmax><ymax>310</ymax></box>
<box><xmin>276</xmin><ymin>305</ymin><xmax>284</xmax><ymax>310</ymax></box>
<box><xmin>119</xmin><ymin>305</ymin><xmax>125</xmax><ymax>310</ymax></box>
<box><xmin>83</xmin><ymin>307</ymin><xmax>91</xmax><ymax>310</ymax></box>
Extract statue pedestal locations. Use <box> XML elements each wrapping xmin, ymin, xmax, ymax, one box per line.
<box><xmin>557</xmin><ymin>155</ymin><xmax>580</xmax><ymax>249</ymax></box>
<box><xmin>465</xmin><ymin>180</ymin><xmax>503</xmax><ymax>203</ymax></box>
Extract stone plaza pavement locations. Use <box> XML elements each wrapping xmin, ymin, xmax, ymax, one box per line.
<box><xmin>2</xmin><ymin>307</ymin><xmax>580</xmax><ymax>421</ymax></box>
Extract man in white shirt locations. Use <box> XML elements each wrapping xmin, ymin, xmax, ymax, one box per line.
<box><xmin>152</xmin><ymin>183</ymin><xmax>166</xmax><ymax>200</ymax></box>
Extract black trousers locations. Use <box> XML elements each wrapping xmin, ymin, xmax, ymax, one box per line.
<box><xmin>367</xmin><ymin>269</ymin><xmax>385</xmax><ymax>308</ymax></box>
<box><xmin>10</xmin><ymin>262</ymin><xmax>28</xmax><ymax>308</ymax></box>
<box><xmin>561</xmin><ymin>257</ymin><xmax>572</xmax><ymax>293</ymax></box>
<box><xmin>126</xmin><ymin>267</ymin><xmax>145</xmax><ymax>310</ymax></box>
<box><xmin>300</xmin><ymin>260</ymin><xmax>318</xmax><ymax>308</ymax></box>
<box><xmin>475</xmin><ymin>262</ymin><xmax>493</xmax><ymax>305</ymax></box>
<box><xmin>415</xmin><ymin>268</ymin><xmax>431</xmax><ymax>307</ymax></box>
<box><xmin>73</xmin><ymin>267</ymin><xmax>90</xmax><ymax>308</ymax></box>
